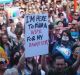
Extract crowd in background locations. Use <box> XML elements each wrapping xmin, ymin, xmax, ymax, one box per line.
<box><xmin>0</xmin><ymin>0</ymin><xmax>80</xmax><ymax>75</ymax></box>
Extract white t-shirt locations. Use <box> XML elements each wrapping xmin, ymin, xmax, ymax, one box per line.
<box><xmin>41</xmin><ymin>69</ymin><xmax>45</xmax><ymax>75</ymax></box>
<box><xmin>7</xmin><ymin>27</ymin><xmax>16</xmax><ymax>39</ymax></box>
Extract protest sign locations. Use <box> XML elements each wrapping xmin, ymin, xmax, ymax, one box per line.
<box><xmin>56</xmin><ymin>46</ymin><xmax>71</xmax><ymax>59</ymax></box>
<box><xmin>25</xmin><ymin>13</ymin><xmax>49</xmax><ymax>57</ymax></box>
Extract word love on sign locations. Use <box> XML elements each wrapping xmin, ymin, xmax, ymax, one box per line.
<box><xmin>25</xmin><ymin>13</ymin><xmax>49</xmax><ymax>57</ymax></box>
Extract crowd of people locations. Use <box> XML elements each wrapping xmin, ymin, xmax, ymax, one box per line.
<box><xmin>0</xmin><ymin>0</ymin><xmax>80</xmax><ymax>75</ymax></box>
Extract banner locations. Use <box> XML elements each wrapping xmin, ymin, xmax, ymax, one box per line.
<box><xmin>56</xmin><ymin>46</ymin><xmax>71</xmax><ymax>59</ymax></box>
<box><xmin>0</xmin><ymin>0</ymin><xmax>13</xmax><ymax>4</ymax></box>
<box><xmin>25</xmin><ymin>13</ymin><xmax>49</xmax><ymax>57</ymax></box>
<box><xmin>5</xmin><ymin>7</ymin><xmax>20</xmax><ymax>19</ymax></box>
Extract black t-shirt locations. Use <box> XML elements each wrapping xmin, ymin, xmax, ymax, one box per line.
<box><xmin>48</xmin><ymin>66</ymin><xmax>76</xmax><ymax>75</ymax></box>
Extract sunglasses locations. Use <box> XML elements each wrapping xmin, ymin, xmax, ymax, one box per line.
<box><xmin>74</xmin><ymin>15</ymin><xmax>78</xmax><ymax>16</ymax></box>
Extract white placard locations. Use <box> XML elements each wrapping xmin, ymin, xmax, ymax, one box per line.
<box><xmin>25</xmin><ymin>13</ymin><xmax>49</xmax><ymax>57</ymax></box>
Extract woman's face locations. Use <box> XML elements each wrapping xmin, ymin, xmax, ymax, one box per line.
<box><xmin>63</xmin><ymin>32</ymin><xmax>68</xmax><ymax>36</ymax></box>
<box><xmin>2</xmin><ymin>35</ymin><xmax>8</xmax><ymax>43</ymax></box>
<box><xmin>58</xmin><ymin>22</ymin><xmax>63</xmax><ymax>27</ymax></box>
<box><xmin>61</xmin><ymin>32</ymin><xmax>69</xmax><ymax>42</ymax></box>
<box><xmin>15</xmin><ymin>2</ymin><xmax>19</xmax><ymax>6</ymax></box>
<box><xmin>16</xmin><ymin>33</ymin><xmax>21</xmax><ymax>39</ymax></box>
<box><xmin>1</xmin><ymin>26</ymin><xmax>6</xmax><ymax>33</ymax></box>
<box><xmin>10</xmin><ymin>22</ymin><xmax>15</xmax><ymax>27</ymax></box>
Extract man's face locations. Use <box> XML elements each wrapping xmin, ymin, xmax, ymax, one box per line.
<box><xmin>55</xmin><ymin>29</ymin><xmax>60</xmax><ymax>34</ymax></box>
<box><xmin>10</xmin><ymin>22</ymin><xmax>15</xmax><ymax>27</ymax></box>
<box><xmin>54</xmin><ymin>58</ymin><xmax>66</xmax><ymax>72</ymax></box>
<box><xmin>71</xmin><ymin>24</ymin><xmax>78</xmax><ymax>29</ymax></box>
<box><xmin>0</xmin><ymin>63</ymin><xmax>7</xmax><ymax>75</ymax></box>
<box><xmin>73</xmin><ymin>13</ymin><xmax>79</xmax><ymax>20</ymax></box>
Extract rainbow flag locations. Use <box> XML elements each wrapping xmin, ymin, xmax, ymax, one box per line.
<box><xmin>0</xmin><ymin>0</ymin><xmax>13</xmax><ymax>4</ymax></box>
<box><xmin>74</xmin><ymin>0</ymin><xmax>78</xmax><ymax>12</ymax></box>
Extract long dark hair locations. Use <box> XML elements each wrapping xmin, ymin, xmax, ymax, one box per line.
<box><xmin>1</xmin><ymin>24</ymin><xmax>8</xmax><ymax>35</ymax></box>
<box><xmin>60</xmin><ymin>30</ymin><xmax>75</xmax><ymax>43</ymax></box>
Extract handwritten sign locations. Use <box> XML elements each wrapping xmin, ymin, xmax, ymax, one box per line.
<box><xmin>25</xmin><ymin>14</ymin><xmax>49</xmax><ymax>57</ymax></box>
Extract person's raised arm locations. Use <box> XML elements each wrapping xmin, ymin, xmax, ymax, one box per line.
<box><xmin>17</xmin><ymin>53</ymin><xmax>25</xmax><ymax>69</ymax></box>
<box><xmin>41</xmin><ymin>55</ymin><xmax>46</xmax><ymax>69</ymax></box>
<box><xmin>53</xmin><ymin>0</ymin><xmax>57</xmax><ymax>11</ymax></box>
<box><xmin>66</xmin><ymin>0</ymin><xmax>71</xmax><ymax>18</ymax></box>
